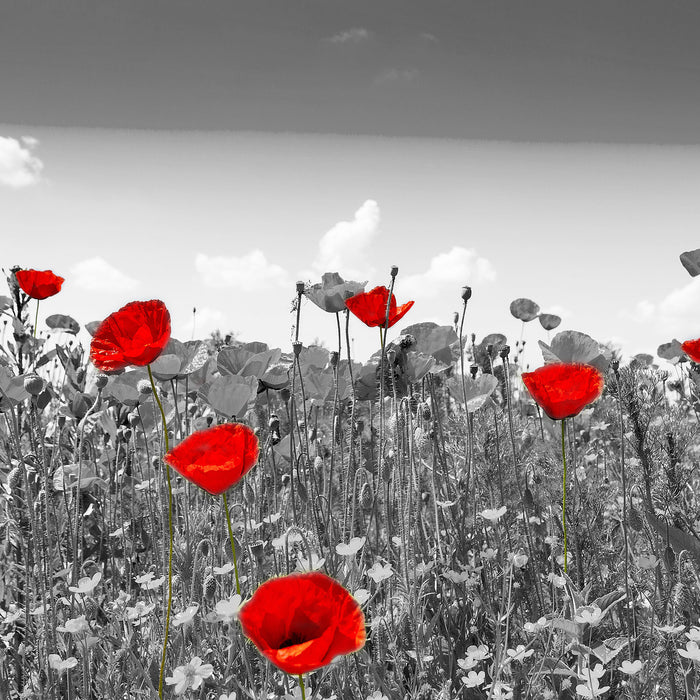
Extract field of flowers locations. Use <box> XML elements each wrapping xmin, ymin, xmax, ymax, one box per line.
<box><xmin>2</xmin><ymin>261</ymin><xmax>700</xmax><ymax>700</ymax></box>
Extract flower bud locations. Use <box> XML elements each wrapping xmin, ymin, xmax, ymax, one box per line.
<box><xmin>293</xmin><ymin>341</ymin><xmax>302</xmax><ymax>357</ymax></box>
<box><xmin>296</xmin><ymin>281</ymin><xmax>305</xmax><ymax>295</ymax></box>
<box><xmin>95</xmin><ymin>374</ymin><xmax>109</xmax><ymax>390</ymax></box>
<box><xmin>461</xmin><ymin>286</ymin><xmax>472</xmax><ymax>302</ymax></box>
<box><xmin>390</xmin><ymin>265</ymin><xmax>399</xmax><ymax>278</ymax></box>
<box><xmin>23</xmin><ymin>374</ymin><xmax>44</xmax><ymax>397</ymax></box>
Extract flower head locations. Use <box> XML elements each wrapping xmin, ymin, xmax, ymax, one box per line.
<box><xmin>165</xmin><ymin>656</ymin><xmax>214</xmax><ymax>695</ymax></box>
<box><xmin>90</xmin><ymin>299</ymin><xmax>171</xmax><ymax>372</ymax></box>
<box><xmin>682</xmin><ymin>338</ymin><xmax>700</xmax><ymax>363</ymax></box>
<box><xmin>238</xmin><ymin>571</ymin><xmax>366</xmax><ymax>676</ymax></box>
<box><xmin>164</xmin><ymin>423</ymin><xmax>259</xmax><ymax>496</ymax></box>
<box><xmin>305</xmin><ymin>273</ymin><xmax>367</xmax><ymax>313</ymax></box>
<box><xmin>345</xmin><ymin>286</ymin><xmax>414</xmax><ymax>328</ymax></box>
<box><xmin>521</xmin><ymin>363</ymin><xmax>604</xmax><ymax>421</ymax></box>
<box><xmin>15</xmin><ymin>269</ymin><xmax>64</xmax><ymax>300</ymax></box>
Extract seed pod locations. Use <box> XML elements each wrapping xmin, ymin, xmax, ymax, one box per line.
<box><xmin>203</xmin><ymin>573</ymin><xmax>216</xmax><ymax>601</ymax></box>
<box><xmin>95</xmin><ymin>374</ymin><xmax>109</xmax><ymax>390</ymax></box>
<box><xmin>23</xmin><ymin>374</ymin><xmax>44</xmax><ymax>396</ymax></box>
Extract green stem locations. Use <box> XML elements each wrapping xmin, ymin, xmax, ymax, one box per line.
<box><xmin>222</xmin><ymin>491</ymin><xmax>241</xmax><ymax>595</ymax></box>
<box><xmin>148</xmin><ymin>364</ymin><xmax>173</xmax><ymax>699</ymax></box>
<box><xmin>561</xmin><ymin>418</ymin><xmax>567</xmax><ymax>574</ymax></box>
<box><xmin>299</xmin><ymin>674</ymin><xmax>306</xmax><ymax>700</ymax></box>
<box><xmin>34</xmin><ymin>300</ymin><xmax>39</xmax><ymax>339</ymax></box>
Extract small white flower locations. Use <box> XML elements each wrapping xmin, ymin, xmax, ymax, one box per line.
<box><xmin>214</xmin><ymin>594</ymin><xmax>243</xmax><ymax>624</ymax></box>
<box><xmin>296</xmin><ymin>553</ymin><xmax>325</xmax><ymax>572</ymax></box>
<box><xmin>353</xmin><ymin>589</ymin><xmax>371</xmax><ymax>606</ymax></box>
<box><xmin>524</xmin><ymin>616</ymin><xmax>547</xmax><ymax>633</ymax></box>
<box><xmin>219</xmin><ymin>693</ymin><xmax>237</xmax><ymax>700</ymax></box>
<box><xmin>466</xmin><ymin>644</ymin><xmax>491</xmax><ymax>662</ymax></box>
<box><xmin>457</xmin><ymin>656</ymin><xmax>477</xmax><ymax>671</ymax></box>
<box><xmin>172</xmin><ymin>604</ymin><xmax>199</xmax><ymax>627</ymax></box>
<box><xmin>68</xmin><ymin>572</ymin><xmax>102</xmax><ymax>596</ymax></box>
<box><xmin>213</xmin><ymin>562</ymin><xmax>235</xmax><ymax>576</ymax></box>
<box><xmin>657</xmin><ymin>623</ymin><xmax>685</xmax><ymax>635</ymax></box>
<box><xmin>367</xmin><ymin>562</ymin><xmax>394</xmax><ymax>584</ymax></box>
<box><xmin>56</xmin><ymin>615</ymin><xmax>89</xmax><ymax>635</ymax></box>
<box><xmin>687</xmin><ymin>627</ymin><xmax>700</xmax><ymax>643</ymax></box>
<box><xmin>511</xmin><ymin>553</ymin><xmax>528</xmax><ymax>569</ymax></box>
<box><xmin>574</xmin><ymin>605</ymin><xmax>603</xmax><ymax>626</ymax></box>
<box><xmin>619</xmin><ymin>659</ymin><xmax>643</xmax><ymax>676</ymax></box>
<box><xmin>336</xmin><ymin>537</ymin><xmax>366</xmax><ymax>557</ymax></box>
<box><xmin>165</xmin><ymin>656</ymin><xmax>214</xmax><ymax>695</ymax></box>
<box><xmin>126</xmin><ymin>601</ymin><xmax>155</xmax><ymax>624</ymax></box>
<box><xmin>135</xmin><ymin>571</ymin><xmax>155</xmax><ymax>586</ymax></box>
<box><xmin>547</xmin><ymin>572</ymin><xmax>566</xmax><ymax>588</ymax></box>
<box><xmin>506</xmin><ymin>644</ymin><xmax>534</xmax><ymax>662</ymax></box>
<box><xmin>461</xmin><ymin>670</ymin><xmax>485</xmax><ymax>688</ymax></box>
<box><xmin>678</xmin><ymin>640</ymin><xmax>700</xmax><ymax>662</ymax></box>
<box><xmin>479</xmin><ymin>506</ymin><xmax>507</xmax><ymax>523</ymax></box>
<box><xmin>48</xmin><ymin>654</ymin><xmax>78</xmax><ymax>673</ymax></box>
<box><xmin>366</xmin><ymin>691</ymin><xmax>389</xmax><ymax>700</ymax></box>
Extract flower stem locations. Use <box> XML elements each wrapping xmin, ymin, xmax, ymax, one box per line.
<box><xmin>561</xmin><ymin>418</ymin><xmax>567</xmax><ymax>573</ymax></box>
<box><xmin>33</xmin><ymin>300</ymin><xmax>39</xmax><ymax>339</ymax></box>
<box><xmin>299</xmin><ymin>674</ymin><xmax>306</xmax><ymax>700</ymax></box>
<box><xmin>147</xmin><ymin>364</ymin><xmax>172</xmax><ymax>699</ymax></box>
<box><xmin>222</xmin><ymin>491</ymin><xmax>241</xmax><ymax>595</ymax></box>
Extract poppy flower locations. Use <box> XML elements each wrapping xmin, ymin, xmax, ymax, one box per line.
<box><xmin>305</xmin><ymin>272</ymin><xmax>367</xmax><ymax>314</ymax></box>
<box><xmin>682</xmin><ymin>338</ymin><xmax>700</xmax><ymax>363</ymax></box>
<box><xmin>238</xmin><ymin>571</ymin><xmax>366</xmax><ymax>676</ymax></box>
<box><xmin>345</xmin><ymin>286</ymin><xmax>414</xmax><ymax>328</ymax></box>
<box><xmin>164</xmin><ymin>423</ymin><xmax>259</xmax><ymax>496</ymax></box>
<box><xmin>522</xmin><ymin>363</ymin><xmax>604</xmax><ymax>420</ymax></box>
<box><xmin>15</xmin><ymin>269</ymin><xmax>64</xmax><ymax>300</ymax></box>
<box><xmin>90</xmin><ymin>300</ymin><xmax>171</xmax><ymax>372</ymax></box>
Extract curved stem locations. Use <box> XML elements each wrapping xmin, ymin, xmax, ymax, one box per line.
<box><xmin>222</xmin><ymin>491</ymin><xmax>241</xmax><ymax>595</ymax></box>
<box><xmin>561</xmin><ymin>418</ymin><xmax>567</xmax><ymax>573</ymax></box>
<box><xmin>148</xmin><ymin>364</ymin><xmax>172</xmax><ymax>699</ymax></box>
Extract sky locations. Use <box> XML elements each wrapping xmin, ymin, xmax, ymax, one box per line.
<box><xmin>2</xmin><ymin>1</ymin><xmax>700</xmax><ymax>368</ymax></box>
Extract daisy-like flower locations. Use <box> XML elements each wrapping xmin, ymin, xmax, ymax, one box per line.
<box><xmin>336</xmin><ymin>537</ymin><xmax>366</xmax><ymax>557</ymax></box>
<box><xmin>172</xmin><ymin>604</ymin><xmax>199</xmax><ymax>628</ymax></box>
<box><xmin>465</xmin><ymin>644</ymin><xmax>491</xmax><ymax>662</ymax></box>
<box><xmin>619</xmin><ymin>659</ymin><xmax>643</xmax><ymax>676</ymax></box>
<box><xmin>574</xmin><ymin>605</ymin><xmax>603</xmax><ymax>626</ymax></box>
<box><xmin>686</xmin><ymin>627</ymin><xmax>700</xmax><ymax>643</ymax></box>
<box><xmin>68</xmin><ymin>572</ymin><xmax>102</xmax><ymax>596</ymax></box>
<box><xmin>457</xmin><ymin>656</ymin><xmax>478</xmax><ymax>671</ymax></box>
<box><xmin>677</xmin><ymin>640</ymin><xmax>700</xmax><ymax>663</ymax></box>
<box><xmin>479</xmin><ymin>506</ymin><xmax>507</xmax><ymax>523</ymax></box>
<box><xmin>214</xmin><ymin>594</ymin><xmax>243</xmax><ymax>624</ymax></box>
<box><xmin>165</xmin><ymin>656</ymin><xmax>214</xmax><ymax>695</ymax></box>
<box><xmin>462</xmin><ymin>670</ymin><xmax>486</xmax><ymax>688</ymax></box>
<box><xmin>367</xmin><ymin>562</ymin><xmax>394</xmax><ymax>583</ymax></box>
<box><xmin>126</xmin><ymin>601</ymin><xmax>155</xmax><ymax>625</ymax></box>
<box><xmin>219</xmin><ymin>693</ymin><xmax>237</xmax><ymax>700</ymax></box>
<box><xmin>506</xmin><ymin>644</ymin><xmax>534</xmax><ymax>662</ymax></box>
<box><xmin>524</xmin><ymin>617</ymin><xmax>548</xmax><ymax>633</ymax></box>
<box><xmin>48</xmin><ymin>654</ymin><xmax>78</xmax><ymax>674</ymax></box>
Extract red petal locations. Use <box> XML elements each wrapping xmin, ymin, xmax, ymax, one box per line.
<box><xmin>682</xmin><ymin>338</ymin><xmax>700</xmax><ymax>363</ymax></box>
<box><xmin>15</xmin><ymin>269</ymin><xmax>64</xmax><ymax>300</ymax></box>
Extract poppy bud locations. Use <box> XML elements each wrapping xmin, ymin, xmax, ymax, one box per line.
<box><xmin>461</xmin><ymin>286</ymin><xmax>472</xmax><ymax>302</ymax></box>
<box><xmin>95</xmin><ymin>374</ymin><xmax>109</xmax><ymax>390</ymax></box>
<box><xmin>296</xmin><ymin>281</ymin><xmax>305</xmax><ymax>295</ymax></box>
<box><xmin>611</xmin><ymin>359</ymin><xmax>620</xmax><ymax>374</ymax></box>
<box><xmin>487</xmin><ymin>343</ymin><xmax>493</xmax><ymax>356</ymax></box>
<box><xmin>386</xmin><ymin>348</ymin><xmax>396</xmax><ymax>364</ymax></box>
<box><xmin>470</xmin><ymin>364</ymin><xmax>478</xmax><ymax>379</ymax></box>
<box><xmin>76</xmin><ymin>368</ymin><xmax>85</xmax><ymax>385</ymax></box>
<box><xmin>500</xmin><ymin>345</ymin><xmax>510</xmax><ymax>360</ymax></box>
<box><xmin>293</xmin><ymin>341</ymin><xmax>302</xmax><ymax>357</ymax></box>
<box><xmin>203</xmin><ymin>573</ymin><xmax>216</xmax><ymax>600</ymax></box>
<box><xmin>250</xmin><ymin>540</ymin><xmax>265</xmax><ymax>563</ymax></box>
<box><xmin>23</xmin><ymin>374</ymin><xmax>44</xmax><ymax>397</ymax></box>
<box><xmin>390</xmin><ymin>265</ymin><xmax>399</xmax><ymax>278</ymax></box>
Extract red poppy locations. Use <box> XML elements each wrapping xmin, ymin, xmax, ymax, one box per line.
<box><xmin>522</xmin><ymin>363</ymin><xmax>604</xmax><ymax>420</ymax></box>
<box><xmin>238</xmin><ymin>571</ymin><xmax>366</xmax><ymax>676</ymax></box>
<box><xmin>15</xmin><ymin>269</ymin><xmax>64</xmax><ymax>300</ymax></box>
<box><xmin>682</xmin><ymin>338</ymin><xmax>700</xmax><ymax>363</ymax></box>
<box><xmin>345</xmin><ymin>286</ymin><xmax>414</xmax><ymax>328</ymax></box>
<box><xmin>164</xmin><ymin>423</ymin><xmax>259</xmax><ymax>495</ymax></box>
<box><xmin>90</xmin><ymin>299</ymin><xmax>171</xmax><ymax>372</ymax></box>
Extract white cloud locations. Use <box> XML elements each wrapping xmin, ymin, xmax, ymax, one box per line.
<box><xmin>373</xmin><ymin>68</ymin><xmax>419</xmax><ymax>85</ymax></box>
<box><xmin>196</xmin><ymin>250</ymin><xmax>288</xmax><ymax>291</ymax></box>
<box><xmin>71</xmin><ymin>257</ymin><xmax>139</xmax><ymax>292</ymax></box>
<box><xmin>419</xmin><ymin>32</ymin><xmax>438</xmax><ymax>43</ymax></box>
<box><xmin>540</xmin><ymin>304</ymin><xmax>572</xmax><ymax>320</ymax></box>
<box><xmin>308</xmin><ymin>199</ymin><xmax>381</xmax><ymax>279</ymax></box>
<box><xmin>621</xmin><ymin>277</ymin><xmax>700</xmax><ymax>340</ymax></box>
<box><xmin>0</xmin><ymin>136</ymin><xmax>43</xmax><ymax>187</ymax></box>
<box><xmin>325</xmin><ymin>27</ymin><xmax>370</xmax><ymax>44</ymax></box>
<box><xmin>400</xmin><ymin>247</ymin><xmax>496</xmax><ymax>300</ymax></box>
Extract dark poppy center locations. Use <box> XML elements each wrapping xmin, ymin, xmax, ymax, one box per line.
<box><xmin>278</xmin><ymin>632</ymin><xmax>309</xmax><ymax>649</ymax></box>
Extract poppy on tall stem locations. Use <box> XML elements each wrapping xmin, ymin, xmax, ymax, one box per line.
<box><xmin>14</xmin><ymin>268</ymin><xmax>65</xmax><ymax>338</ymax></box>
<box><xmin>522</xmin><ymin>362</ymin><xmax>604</xmax><ymax>573</ymax></box>
<box><xmin>164</xmin><ymin>423</ymin><xmax>259</xmax><ymax>595</ymax></box>
<box><xmin>238</xmin><ymin>572</ymin><xmax>366</xmax><ymax>700</ymax></box>
<box><xmin>90</xmin><ymin>299</ymin><xmax>173</xmax><ymax>699</ymax></box>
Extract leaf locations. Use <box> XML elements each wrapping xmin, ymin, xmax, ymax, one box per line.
<box><xmin>539</xmin><ymin>330</ymin><xmax>609</xmax><ymax>373</ymax></box>
<box><xmin>239</xmin><ymin>348</ymin><xmax>281</xmax><ymax>380</ymax></box>
<box><xmin>103</xmin><ymin>370</ymin><xmax>148</xmax><ymax>406</ymax></box>
<box><xmin>302</xmin><ymin>366</ymin><xmax>335</xmax><ymax>402</ymax></box>
<box><xmin>198</xmin><ymin>374</ymin><xmax>258</xmax><ymax>419</ymax></box>
<box><xmin>657</xmin><ymin>339</ymin><xmax>684</xmax><ymax>362</ymax></box>
<box><xmin>0</xmin><ymin>369</ymin><xmax>29</xmax><ymax>409</ymax></box>
<box><xmin>532</xmin><ymin>657</ymin><xmax>577</xmax><ymax>677</ymax></box>
<box><xmin>298</xmin><ymin>345</ymin><xmax>330</xmax><ymax>371</ymax></box>
<box><xmin>355</xmin><ymin>362</ymin><xmax>379</xmax><ymax>402</ymax></box>
<box><xmin>590</xmin><ymin>637</ymin><xmax>628</xmax><ymax>665</ymax></box>
<box><xmin>510</xmin><ymin>298</ymin><xmax>540</xmax><ymax>322</ymax></box>
<box><xmin>178</xmin><ymin>341</ymin><xmax>209</xmax><ymax>376</ymax></box>
<box><xmin>259</xmin><ymin>364</ymin><xmax>290</xmax><ymax>391</ymax></box>
<box><xmin>45</xmin><ymin>314</ymin><xmax>80</xmax><ymax>335</ymax></box>
<box><xmin>680</xmin><ymin>248</ymin><xmax>700</xmax><ymax>277</ymax></box>
<box><xmin>539</xmin><ymin>313</ymin><xmax>561</xmax><ymax>331</ymax></box>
